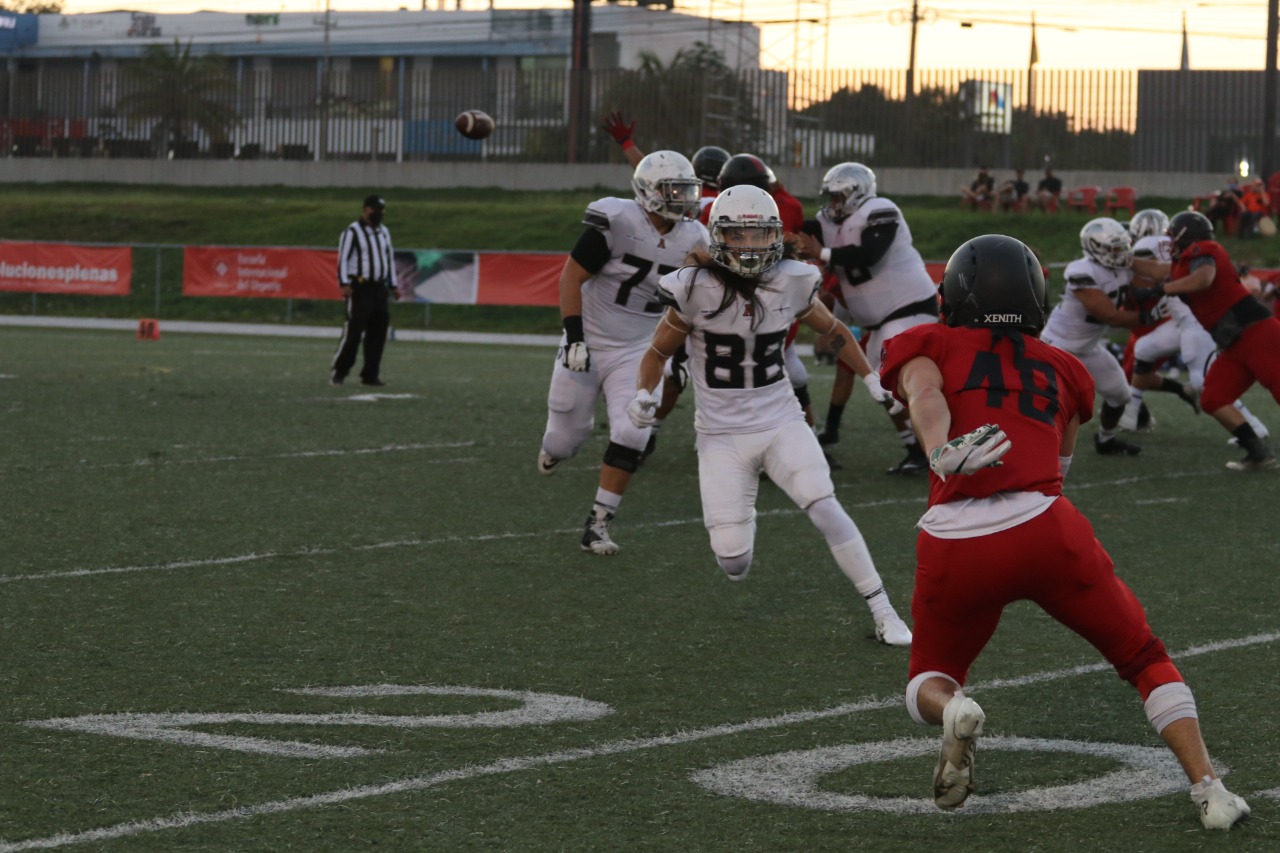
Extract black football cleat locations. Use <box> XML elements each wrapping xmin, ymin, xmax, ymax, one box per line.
<box><xmin>1094</xmin><ymin>434</ymin><xmax>1142</xmax><ymax>456</ymax></box>
<box><xmin>887</xmin><ymin>445</ymin><xmax>929</xmax><ymax>475</ymax></box>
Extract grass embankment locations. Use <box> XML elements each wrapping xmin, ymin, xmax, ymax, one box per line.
<box><xmin>2</xmin><ymin>184</ymin><xmax>1277</xmax><ymax>334</ymax></box>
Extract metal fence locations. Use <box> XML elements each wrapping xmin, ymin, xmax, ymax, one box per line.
<box><xmin>1</xmin><ymin>60</ymin><xmax>1274</xmax><ymax>173</ymax></box>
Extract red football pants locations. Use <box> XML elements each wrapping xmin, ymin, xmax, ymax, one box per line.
<box><xmin>1200</xmin><ymin>316</ymin><xmax>1280</xmax><ymax>413</ymax></box>
<box><xmin>909</xmin><ymin>497</ymin><xmax>1175</xmax><ymax>694</ymax></box>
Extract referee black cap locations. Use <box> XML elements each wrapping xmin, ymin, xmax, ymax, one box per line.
<box><xmin>363</xmin><ymin>194</ymin><xmax>386</xmax><ymax>209</ymax></box>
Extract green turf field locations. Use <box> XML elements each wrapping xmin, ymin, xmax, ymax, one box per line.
<box><xmin>1</xmin><ymin>326</ymin><xmax>1277</xmax><ymax>851</ymax></box>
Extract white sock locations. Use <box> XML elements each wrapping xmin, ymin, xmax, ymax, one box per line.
<box><xmin>593</xmin><ymin>488</ymin><xmax>621</xmax><ymax>518</ymax></box>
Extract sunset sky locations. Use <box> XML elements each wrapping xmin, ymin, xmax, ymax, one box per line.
<box><xmin>56</xmin><ymin>0</ymin><xmax>1274</xmax><ymax>72</ymax></box>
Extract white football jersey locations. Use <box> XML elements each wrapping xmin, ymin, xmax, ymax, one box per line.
<box><xmin>579</xmin><ymin>197</ymin><xmax>709</xmax><ymax>351</ymax></box>
<box><xmin>659</xmin><ymin>259</ymin><xmax>820</xmax><ymax>435</ymax></box>
<box><xmin>815</xmin><ymin>197</ymin><xmax>937</xmax><ymax>328</ymax></box>
<box><xmin>1041</xmin><ymin>256</ymin><xmax>1134</xmax><ymax>352</ymax></box>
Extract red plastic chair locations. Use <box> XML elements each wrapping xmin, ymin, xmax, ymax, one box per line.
<box><xmin>1103</xmin><ymin>186</ymin><xmax>1136</xmax><ymax>217</ymax></box>
<box><xmin>1065</xmin><ymin>185</ymin><xmax>1102</xmax><ymax>215</ymax></box>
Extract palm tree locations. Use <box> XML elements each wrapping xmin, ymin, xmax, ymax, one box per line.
<box><xmin>117</xmin><ymin>40</ymin><xmax>237</xmax><ymax>158</ymax></box>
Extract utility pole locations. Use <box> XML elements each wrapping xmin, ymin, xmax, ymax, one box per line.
<box><xmin>905</xmin><ymin>0</ymin><xmax>919</xmax><ymax>103</ymax></box>
<box><xmin>1263</xmin><ymin>0</ymin><xmax>1279</xmax><ymax>177</ymax></box>
<box><xmin>568</xmin><ymin>0</ymin><xmax>591</xmax><ymax>164</ymax></box>
<box><xmin>318</xmin><ymin>0</ymin><xmax>332</xmax><ymax>162</ymax></box>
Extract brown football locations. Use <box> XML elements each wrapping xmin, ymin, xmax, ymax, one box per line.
<box><xmin>455</xmin><ymin>109</ymin><xmax>496</xmax><ymax>141</ymax></box>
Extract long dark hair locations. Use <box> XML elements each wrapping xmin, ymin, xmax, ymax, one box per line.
<box><xmin>684</xmin><ymin>235</ymin><xmax>805</xmax><ymax>330</ymax></box>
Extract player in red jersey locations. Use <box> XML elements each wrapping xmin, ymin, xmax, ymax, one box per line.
<box><xmin>879</xmin><ymin>234</ymin><xmax>1249</xmax><ymax>829</ymax></box>
<box><xmin>1132</xmin><ymin>211</ymin><xmax>1279</xmax><ymax>470</ymax></box>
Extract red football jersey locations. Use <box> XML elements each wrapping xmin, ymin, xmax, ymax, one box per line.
<box><xmin>769</xmin><ymin>183</ymin><xmax>806</xmax><ymax>234</ymax></box>
<box><xmin>881</xmin><ymin>325</ymin><xmax>1095</xmax><ymax>506</ymax></box>
<box><xmin>1172</xmin><ymin>240</ymin><xmax>1249</xmax><ymax>331</ymax></box>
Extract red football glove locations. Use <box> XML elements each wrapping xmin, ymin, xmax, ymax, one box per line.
<box><xmin>602</xmin><ymin>111</ymin><xmax>636</xmax><ymax>146</ymax></box>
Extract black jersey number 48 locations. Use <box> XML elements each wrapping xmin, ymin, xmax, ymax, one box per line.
<box><xmin>615</xmin><ymin>254</ymin><xmax>677</xmax><ymax>313</ymax></box>
<box><xmin>963</xmin><ymin>349</ymin><xmax>1060</xmax><ymax>425</ymax></box>
<box><xmin>702</xmin><ymin>330</ymin><xmax>788</xmax><ymax>389</ymax></box>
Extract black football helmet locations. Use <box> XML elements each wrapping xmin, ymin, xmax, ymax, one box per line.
<box><xmin>941</xmin><ymin>234</ymin><xmax>1048</xmax><ymax>332</ymax></box>
<box><xmin>717</xmin><ymin>153</ymin><xmax>772</xmax><ymax>191</ymax></box>
<box><xmin>1166</xmin><ymin>210</ymin><xmax>1214</xmax><ymax>259</ymax></box>
<box><xmin>690</xmin><ymin>145</ymin><xmax>731</xmax><ymax>188</ymax></box>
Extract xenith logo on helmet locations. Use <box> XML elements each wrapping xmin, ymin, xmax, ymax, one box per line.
<box><xmin>983</xmin><ymin>312</ymin><xmax>1023</xmax><ymax>323</ymax></box>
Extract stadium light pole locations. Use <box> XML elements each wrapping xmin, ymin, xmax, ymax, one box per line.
<box><xmin>568</xmin><ymin>0</ymin><xmax>592</xmax><ymax>164</ymax></box>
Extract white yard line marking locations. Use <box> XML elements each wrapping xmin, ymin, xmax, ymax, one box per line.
<box><xmin>2</xmin><ymin>630</ymin><xmax>1274</xmax><ymax>852</ymax></box>
<box><xmin>45</xmin><ymin>441</ymin><xmax>473</xmax><ymax>472</ymax></box>
<box><xmin>0</xmin><ymin>467</ymin><xmax>1230</xmax><ymax>586</ymax></box>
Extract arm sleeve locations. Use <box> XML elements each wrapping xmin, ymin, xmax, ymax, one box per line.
<box><xmin>826</xmin><ymin>218</ymin><xmax>899</xmax><ymax>279</ymax></box>
<box><xmin>569</xmin><ymin>227</ymin><xmax>611</xmax><ymax>275</ymax></box>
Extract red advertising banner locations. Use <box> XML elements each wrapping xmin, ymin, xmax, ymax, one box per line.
<box><xmin>0</xmin><ymin>241</ymin><xmax>131</xmax><ymax>296</ymax></box>
<box><xmin>183</xmin><ymin>246</ymin><xmax>340</xmax><ymax>300</ymax></box>
<box><xmin>477</xmin><ymin>253</ymin><xmax>564</xmax><ymax>306</ymax></box>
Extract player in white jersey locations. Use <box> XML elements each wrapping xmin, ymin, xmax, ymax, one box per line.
<box><xmin>628</xmin><ymin>186</ymin><xmax>912</xmax><ymax>646</ymax></box>
<box><xmin>538</xmin><ymin>150</ymin><xmax>709</xmax><ymax>555</ymax></box>
<box><xmin>1124</xmin><ymin>219</ymin><xmax>1270</xmax><ymax>439</ymax></box>
<box><xmin>1040</xmin><ymin>217</ymin><xmax>1148</xmax><ymax>455</ymax></box>
<box><xmin>798</xmin><ymin>163</ymin><xmax>940</xmax><ymax>474</ymax></box>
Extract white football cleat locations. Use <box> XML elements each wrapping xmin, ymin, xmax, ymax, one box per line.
<box><xmin>874</xmin><ymin>613</ymin><xmax>912</xmax><ymax>647</ymax></box>
<box><xmin>537</xmin><ymin>450</ymin><xmax>561</xmax><ymax>476</ymax></box>
<box><xmin>933</xmin><ymin>695</ymin><xmax>985</xmax><ymax>810</ymax></box>
<box><xmin>1190</xmin><ymin>776</ymin><xmax>1250</xmax><ymax>830</ymax></box>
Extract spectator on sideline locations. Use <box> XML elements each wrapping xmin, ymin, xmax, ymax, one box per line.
<box><xmin>1034</xmin><ymin>166</ymin><xmax>1063</xmax><ymax>211</ymax></box>
<box><xmin>331</xmin><ymin>194</ymin><xmax>396</xmax><ymax>387</ymax></box>
<box><xmin>959</xmin><ymin>166</ymin><xmax>995</xmax><ymax>210</ymax></box>
<box><xmin>881</xmin><ymin>233</ymin><xmax>1250</xmax><ymax>830</ymax></box>
<box><xmin>997</xmin><ymin>167</ymin><xmax>1031</xmax><ymax>212</ymax></box>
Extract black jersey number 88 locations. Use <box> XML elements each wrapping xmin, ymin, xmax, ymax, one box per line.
<box><xmin>702</xmin><ymin>330</ymin><xmax>789</xmax><ymax>389</ymax></box>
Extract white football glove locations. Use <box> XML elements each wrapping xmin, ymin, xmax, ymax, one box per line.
<box><xmin>928</xmin><ymin>423</ymin><xmax>1011</xmax><ymax>481</ymax></box>
<box><xmin>863</xmin><ymin>371</ymin><xmax>905</xmax><ymax>416</ymax></box>
<box><xmin>627</xmin><ymin>388</ymin><xmax>660</xmax><ymax>428</ymax></box>
<box><xmin>562</xmin><ymin>341</ymin><xmax>591</xmax><ymax>372</ymax></box>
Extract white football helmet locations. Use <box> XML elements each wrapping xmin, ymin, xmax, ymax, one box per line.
<box><xmin>1129</xmin><ymin>208</ymin><xmax>1170</xmax><ymax>241</ymax></box>
<box><xmin>820</xmin><ymin>162</ymin><xmax>876</xmax><ymax>220</ymax></box>
<box><xmin>1080</xmin><ymin>217</ymin><xmax>1134</xmax><ymax>269</ymax></box>
<box><xmin>707</xmin><ymin>185</ymin><xmax>784</xmax><ymax>278</ymax></box>
<box><xmin>632</xmin><ymin>150</ymin><xmax>702</xmax><ymax>222</ymax></box>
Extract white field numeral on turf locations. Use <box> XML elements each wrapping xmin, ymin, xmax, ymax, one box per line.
<box><xmin>24</xmin><ymin>685</ymin><xmax>614</xmax><ymax>759</ymax></box>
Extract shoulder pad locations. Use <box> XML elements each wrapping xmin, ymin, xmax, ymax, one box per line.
<box><xmin>865</xmin><ymin>207</ymin><xmax>900</xmax><ymax>226</ymax></box>
<box><xmin>1067</xmin><ymin>274</ymin><xmax>1098</xmax><ymax>289</ymax></box>
<box><xmin>582</xmin><ymin>207</ymin><xmax>610</xmax><ymax>231</ymax></box>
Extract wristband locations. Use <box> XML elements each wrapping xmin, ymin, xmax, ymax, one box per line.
<box><xmin>563</xmin><ymin>315</ymin><xmax>585</xmax><ymax>344</ymax></box>
<box><xmin>620</xmin><ymin>139</ymin><xmax>636</xmax><ymax>152</ymax></box>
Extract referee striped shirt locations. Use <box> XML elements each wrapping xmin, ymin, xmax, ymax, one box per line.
<box><xmin>338</xmin><ymin>220</ymin><xmax>395</xmax><ymax>286</ymax></box>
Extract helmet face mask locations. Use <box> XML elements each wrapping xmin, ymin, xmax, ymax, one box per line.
<box><xmin>1129</xmin><ymin>208</ymin><xmax>1170</xmax><ymax>241</ymax></box>
<box><xmin>1166</xmin><ymin>210</ymin><xmax>1214</xmax><ymax>259</ymax></box>
<box><xmin>707</xmin><ymin>185</ymin><xmax>784</xmax><ymax>278</ymax></box>
<box><xmin>820</xmin><ymin>162</ymin><xmax>876</xmax><ymax>220</ymax></box>
<box><xmin>1079</xmin><ymin>217</ymin><xmax>1134</xmax><ymax>270</ymax></box>
<box><xmin>632</xmin><ymin>151</ymin><xmax>702</xmax><ymax>222</ymax></box>
<box><xmin>941</xmin><ymin>235</ymin><xmax>1048</xmax><ymax>332</ymax></box>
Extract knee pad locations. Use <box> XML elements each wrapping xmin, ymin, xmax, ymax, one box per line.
<box><xmin>709</xmin><ymin>517</ymin><xmax>756</xmax><ymax>572</ymax></box>
<box><xmin>603</xmin><ymin>440</ymin><xmax>644</xmax><ymax>473</ymax></box>
<box><xmin>716</xmin><ymin>550</ymin><xmax>754</xmax><ymax>582</ymax></box>
<box><xmin>905</xmin><ymin>671</ymin><xmax>961</xmax><ymax>726</ymax></box>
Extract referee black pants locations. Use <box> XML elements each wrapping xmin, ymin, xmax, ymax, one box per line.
<box><xmin>332</xmin><ymin>282</ymin><xmax>391</xmax><ymax>382</ymax></box>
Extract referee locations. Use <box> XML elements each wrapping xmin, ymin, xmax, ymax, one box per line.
<box><xmin>331</xmin><ymin>193</ymin><xmax>396</xmax><ymax>386</ymax></box>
